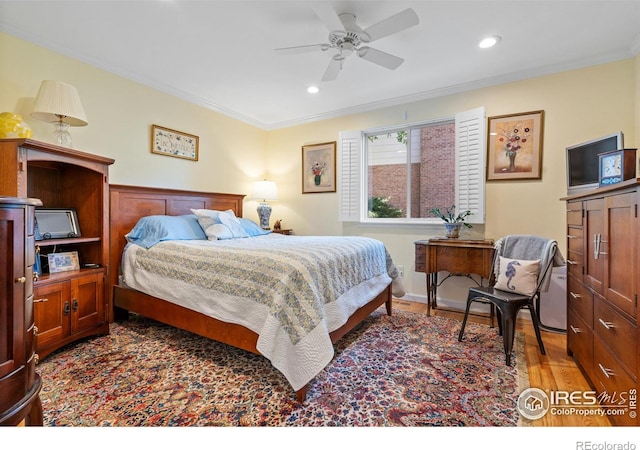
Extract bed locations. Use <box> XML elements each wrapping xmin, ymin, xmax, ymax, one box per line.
<box><xmin>109</xmin><ymin>184</ymin><xmax>401</xmax><ymax>402</ymax></box>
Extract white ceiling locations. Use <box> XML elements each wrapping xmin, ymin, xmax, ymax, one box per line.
<box><xmin>1</xmin><ymin>1</ymin><xmax>640</xmax><ymax>130</ymax></box>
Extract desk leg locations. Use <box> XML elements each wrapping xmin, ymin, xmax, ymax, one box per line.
<box><xmin>426</xmin><ymin>272</ymin><xmax>437</xmax><ymax>317</ymax></box>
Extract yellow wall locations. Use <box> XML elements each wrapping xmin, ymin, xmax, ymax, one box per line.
<box><xmin>1</xmin><ymin>31</ymin><xmax>637</xmax><ymax>298</ymax></box>
<box><xmin>0</xmin><ymin>32</ymin><xmax>268</xmax><ymax>201</ymax></box>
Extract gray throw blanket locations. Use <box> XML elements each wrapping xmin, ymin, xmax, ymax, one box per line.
<box><xmin>494</xmin><ymin>235</ymin><xmax>565</xmax><ymax>292</ymax></box>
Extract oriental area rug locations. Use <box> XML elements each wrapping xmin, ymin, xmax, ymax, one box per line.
<box><xmin>37</xmin><ymin>308</ymin><xmax>528</xmax><ymax>426</ymax></box>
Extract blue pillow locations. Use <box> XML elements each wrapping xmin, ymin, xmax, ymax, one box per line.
<box><xmin>126</xmin><ymin>214</ymin><xmax>207</xmax><ymax>248</ymax></box>
<box><xmin>239</xmin><ymin>218</ymin><xmax>271</xmax><ymax>236</ymax></box>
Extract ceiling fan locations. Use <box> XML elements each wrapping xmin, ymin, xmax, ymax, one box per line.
<box><xmin>275</xmin><ymin>3</ymin><xmax>419</xmax><ymax>81</ymax></box>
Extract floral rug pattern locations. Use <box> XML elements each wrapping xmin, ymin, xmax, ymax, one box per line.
<box><xmin>38</xmin><ymin>308</ymin><xmax>527</xmax><ymax>426</ymax></box>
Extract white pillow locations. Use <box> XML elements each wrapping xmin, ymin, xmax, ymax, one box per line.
<box><xmin>494</xmin><ymin>256</ymin><xmax>540</xmax><ymax>296</ymax></box>
<box><xmin>191</xmin><ymin>209</ymin><xmax>248</xmax><ymax>240</ymax></box>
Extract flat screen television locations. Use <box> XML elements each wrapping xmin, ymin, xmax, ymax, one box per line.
<box><xmin>566</xmin><ymin>131</ymin><xmax>624</xmax><ymax>195</ymax></box>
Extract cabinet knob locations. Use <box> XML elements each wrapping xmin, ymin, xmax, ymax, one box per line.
<box><xmin>34</xmin><ymin>354</ymin><xmax>39</xmax><ymax>365</ymax></box>
<box><xmin>15</xmin><ymin>276</ymin><xmax>26</xmax><ymax>283</ymax></box>
<box><xmin>33</xmin><ymin>272</ymin><xmax>39</xmax><ymax>282</ymax></box>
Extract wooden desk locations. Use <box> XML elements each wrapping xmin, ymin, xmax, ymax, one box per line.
<box><xmin>415</xmin><ymin>239</ymin><xmax>495</xmax><ymax>316</ymax></box>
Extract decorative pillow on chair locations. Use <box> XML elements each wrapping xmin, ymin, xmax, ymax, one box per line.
<box><xmin>494</xmin><ymin>256</ymin><xmax>541</xmax><ymax>296</ymax></box>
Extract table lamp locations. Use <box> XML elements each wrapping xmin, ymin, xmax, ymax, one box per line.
<box><xmin>31</xmin><ymin>80</ymin><xmax>88</xmax><ymax>148</ymax></box>
<box><xmin>251</xmin><ymin>180</ymin><xmax>278</xmax><ymax>229</ymax></box>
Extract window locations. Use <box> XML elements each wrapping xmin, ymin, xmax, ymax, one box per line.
<box><xmin>338</xmin><ymin>107</ymin><xmax>486</xmax><ymax>224</ymax></box>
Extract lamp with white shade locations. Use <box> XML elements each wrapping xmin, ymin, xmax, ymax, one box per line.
<box><xmin>251</xmin><ymin>180</ymin><xmax>278</xmax><ymax>230</ymax></box>
<box><xmin>31</xmin><ymin>80</ymin><xmax>88</xmax><ymax>148</ymax></box>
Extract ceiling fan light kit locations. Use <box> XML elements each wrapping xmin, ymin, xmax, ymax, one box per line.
<box><xmin>275</xmin><ymin>4</ymin><xmax>419</xmax><ymax>82</ymax></box>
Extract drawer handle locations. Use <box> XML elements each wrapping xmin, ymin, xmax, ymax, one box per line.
<box><xmin>33</xmin><ymin>298</ymin><xmax>48</xmax><ymax>303</ymax></box>
<box><xmin>570</xmin><ymin>291</ymin><xmax>582</xmax><ymax>299</ymax></box>
<box><xmin>15</xmin><ymin>276</ymin><xmax>26</xmax><ymax>284</ymax></box>
<box><xmin>598</xmin><ymin>363</ymin><xmax>614</xmax><ymax>379</ymax></box>
<box><xmin>598</xmin><ymin>318</ymin><xmax>615</xmax><ymax>330</ymax></box>
<box><xmin>566</xmin><ymin>260</ymin><xmax>578</xmax><ymax>265</ymax></box>
<box><xmin>567</xmin><ymin>235</ymin><xmax>578</xmax><ymax>239</ymax></box>
<box><xmin>34</xmin><ymin>354</ymin><xmax>39</xmax><ymax>365</ymax></box>
<box><xmin>570</xmin><ymin>325</ymin><xmax>582</xmax><ymax>334</ymax></box>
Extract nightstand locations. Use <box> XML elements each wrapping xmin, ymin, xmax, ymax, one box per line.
<box><xmin>272</xmin><ymin>229</ymin><xmax>292</xmax><ymax>235</ymax></box>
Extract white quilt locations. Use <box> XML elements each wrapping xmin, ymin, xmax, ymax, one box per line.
<box><xmin>121</xmin><ymin>234</ymin><xmax>403</xmax><ymax>391</ymax></box>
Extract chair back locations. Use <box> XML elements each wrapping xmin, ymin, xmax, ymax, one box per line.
<box><xmin>491</xmin><ymin>234</ymin><xmax>559</xmax><ymax>297</ymax></box>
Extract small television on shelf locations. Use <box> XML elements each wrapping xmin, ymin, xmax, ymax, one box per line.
<box><xmin>34</xmin><ymin>208</ymin><xmax>81</xmax><ymax>240</ymax></box>
<box><xmin>566</xmin><ymin>131</ymin><xmax>624</xmax><ymax>195</ymax></box>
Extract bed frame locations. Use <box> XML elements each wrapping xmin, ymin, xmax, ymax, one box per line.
<box><xmin>108</xmin><ymin>184</ymin><xmax>392</xmax><ymax>402</ymax></box>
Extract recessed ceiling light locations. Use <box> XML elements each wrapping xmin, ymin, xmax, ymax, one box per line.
<box><xmin>479</xmin><ymin>35</ymin><xmax>501</xmax><ymax>49</ymax></box>
<box><xmin>307</xmin><ymin>86</ymin><xmax>319</xmax><ymax>94</ymax></box>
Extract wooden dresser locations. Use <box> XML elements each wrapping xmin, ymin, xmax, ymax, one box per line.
<box><xmin>0</xmin><ymin>197</ymin><xmax>43</xmax><ymax>426</ymax></box>
<box><xmin>563</xmin><ymin>180</ymin><xmax>639</xmax><ymax>426</ymax></box>
<box><xmin>0</xmin><ymin>138</ymin><xmax>114</xmax><ymax>360</ymax></box>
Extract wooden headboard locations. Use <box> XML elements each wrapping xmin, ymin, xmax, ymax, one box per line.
<box><xmin>108</xmin><ymin>184</ymin><xmax>245</xmax><ymax>316</ymax></box>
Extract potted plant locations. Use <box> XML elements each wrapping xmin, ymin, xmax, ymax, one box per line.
<box><xmin>430</xmin><ymin>205</ymin><xmax>473</xmax><ymax>238</ymax></box>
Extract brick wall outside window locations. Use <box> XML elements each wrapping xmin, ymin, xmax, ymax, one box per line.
<box><xmin>368</xmin><ymin>122</ymin><xmax>455</xmax><ymax>218</ymax></box>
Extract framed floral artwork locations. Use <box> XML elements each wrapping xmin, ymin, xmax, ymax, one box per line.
<box><xmin>302</xmin><ymin>141</ymin><xmax>336</xmax><ymax>193</ymax></box>
<box><xmin>151</xmin><ymin>124</ymin><xmax>199</xmax><ymax>161</ymax></box>
<box><xmin>486</xmin><ymin>110</ymin><xmax>544</xmax><ymax>181</ymax></box>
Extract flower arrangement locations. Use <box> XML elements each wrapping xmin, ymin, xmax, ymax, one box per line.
<box><xmin>430</xmin><ymin>205</ymin><xmax>473</xmax><ymax>229</ymax></box>
<box><xmin>498</xmin><ymin>122</ymin><xmax>531</xmax><ymax>158</ymax></box>
<box><xmin>311</xmin><ymin>161</ymin><xmax>325</xmax><ymax>176</ymax></box>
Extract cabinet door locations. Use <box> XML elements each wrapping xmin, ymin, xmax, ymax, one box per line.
<box><xmin>0</xmin><ymin>207</ymin><xmax>25</xmax><ymax>379</ymax></box>
<box><xmin>604</xmin><ymin>192</ymin><xmax>637</xmax><ymax>318</ymax></box>
<box><xmin>584</xmin><ymin>198</ymin><xmax>604</xmax><ymax>295</ymax></box>
<box><xmin>71</xmin><ymin>273</ymin><xmax>104</xmax><ymax>334</ymax></box>
<box><xmin>34</xmin><ymin>281</ymin><xmax>71</xmax><ymax>350</ymax></box>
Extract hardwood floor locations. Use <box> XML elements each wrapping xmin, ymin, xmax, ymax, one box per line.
<box><xmin>393</xmin><ymin>299</ymin><xmax>611</xmax><ymax>427</ymax></box>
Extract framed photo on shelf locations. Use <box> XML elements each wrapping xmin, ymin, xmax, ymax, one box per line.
<box><xmin>47</xmin><ymin>251</ymin><xmax>80</xmax><ymax>274</ymax></box>
<box><xmin>487</xmin><ymin>110</ymin><xmax>544</xmax><ymax>181</ymax></box>
<box><xmin>151</xmin><ymin>124</ymin><xmax>199</xmax><ymax>161</ymax></box>
<box><xmin>302</xmin><ymin>141</ymin><xmax>336</xmax><ymax>193</ymax></box>
<box><xmin>598</xmin><ymin>149</ymin><xmax>636</xmax><ymax>187</ymax></box>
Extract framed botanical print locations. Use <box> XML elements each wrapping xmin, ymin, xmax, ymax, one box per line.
<box><xmin>302</xmin><ymin>141</ymin><xmax>336</xmax><ymax>193</ymax></box>
<box><xmin>487</xmin><ymin>110</ymin><xmax>544</xmax><ymax>181</ymax></box>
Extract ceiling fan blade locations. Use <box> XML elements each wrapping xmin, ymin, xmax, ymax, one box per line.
<box><xmin>275</xmin><ymin>43</ymin><xmax>331</xmax><ymax>55</ymax></box>
<box><xmin>310</xmin><ymin>1</ymin><xmax>345</xmax><ymax>32</ymax></box>
<box><xmin>361</xmin><ymin>8</ymin><xmax>419</xmax><ymax>43</ymax></box>
<box><xmin>322</xmin><ymin>57</ymin><xmax>342</xmax><ymax>82</ymax></box>
<box><xmin>357</xmin><ymin>47</ymin><xmax>404</xmax><ymax>70</ymax></box>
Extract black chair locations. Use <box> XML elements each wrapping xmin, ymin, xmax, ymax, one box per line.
<box><xmin>458</xmin><ymin>235</ymin><xmax>561</xmax><ymax>366</ymax></box>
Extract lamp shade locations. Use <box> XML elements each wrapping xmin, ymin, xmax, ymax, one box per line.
<box><xmin>31</xmin><ymin>80</ymin><xmax>88</xmax><ymax>126</ymax></box>
<box><xmin>251</xmin><ymin>180</ymin><xmax>278</xmax><ymax>201</ymax></box>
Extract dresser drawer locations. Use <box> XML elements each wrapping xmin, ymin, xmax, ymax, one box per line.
<box><xmin>567</xmin><ymin>226</ymin><xmax>583</xmax><ymax>253</ymax></box>
<box><xmin>567</xmin><ymin>308</ymin><xmax>594</xmax><ymax>382</ymax></box>
<box><xmin>566</xmin><ymin>201</ymin><xmax>583</xmax><ymax>226</ymax></box>
<box><xmin>567</xmin><ymin>275</ymin><xmax>593</xmax><ymax>328</ymax></box>
<box><xmin>593</xmin><ymin>337</ymin><xmax>638</xmax><ymax>426</ymax></box>
<box><xmin>566</xmin><ymin>250</ymin><xmax>583</xmax><ymax>279</ymax></box>
<box><xmin>594</xmin><ymin>298</ymin><xmax>637</xmax><ymax>376</ymax></box>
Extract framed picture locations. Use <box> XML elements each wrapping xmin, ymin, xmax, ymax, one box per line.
<box><xmin>302</xmin><ymin>141</ymin><xmax>336</xmax><ymax>193</ymax></box>
<box><xmin>487</xmin><ymin>110</ymin><xmax>544</xmax><ymax>181</ymax></box>
<box><xmin>598</xmin><ymin>149</ymin><xmax>636</xmax><ymax>187</ymax></box>
<box><xmin>47</xmin><ymin>251</ymin><xmax>80</xmax><ymax>274</ymax></box>
<box><xmin>151</xmin><ymin>124</ymin><xmax>199</xmax><ymax>161</ymax></box>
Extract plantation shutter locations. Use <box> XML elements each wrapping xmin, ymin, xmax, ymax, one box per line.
<box><xmin>455</xmin><ymin>106</ymin><xmax>486</xmax><ymax>224</ymax></box>
<box><xmin>338</xmin><ymin>130</ymin><xmax>362</xmax><ymax>222</ymax></box>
